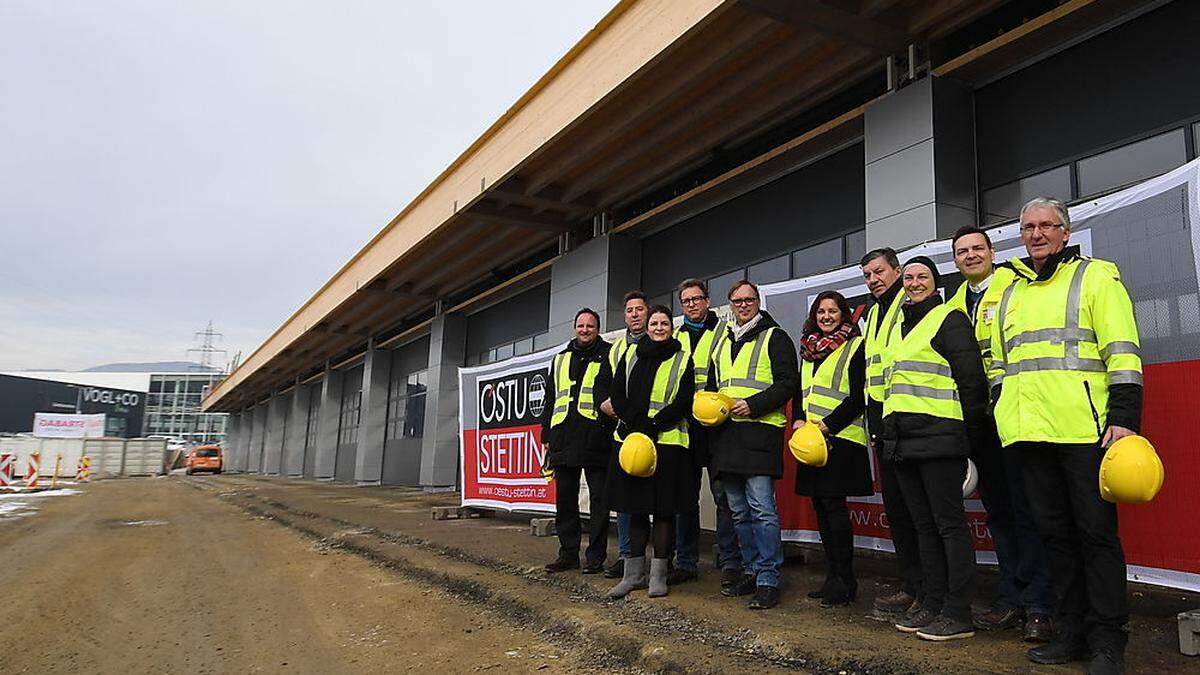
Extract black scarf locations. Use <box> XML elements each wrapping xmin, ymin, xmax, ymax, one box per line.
<box><xmin>623</xmin><ymin>337</ymin><xmax>682</xmax><ymax>425</ymax></box>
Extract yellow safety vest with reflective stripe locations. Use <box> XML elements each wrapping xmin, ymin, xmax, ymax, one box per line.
<box><xmin>802</xmin><ymin>336</ymin><xmax>868</xmax><ymax>447</ymax></box>
<box><xmin>678</xmin><ymin>319</ymin><xmax>727</xmax><ymax>390</ymax></box>
<box><xmin>883</xmin><ymin>304</ymin><xmax>964</xmax><ymax>421</ymax></box>
<box><xmin>613</xmin><ymin>348</ymin><xmax>689</xmax><ymax>446</ymax></box>
<box><xmin>991</xmin><ymin>256</ymin><xmax>1142</xmax><ymax>446</ymax></box>
<box><xmin>946</xmin><ymin>266</ymin><xmax>1020</xmax><ymax>380</ymax></box>
<box><xmin>865</xmin><ymin>289</ymin><xmax>906</xmax><ymax>402</ymax></box>
<box><xmin>550</xmin><ymin>351</ymin><xmax>601</xmax><ymax>427</ymax></box>
<box><xmin>713</xmin><ymin>326</ymin><xmax>787</xmax><ymax>427</ymax></box>
<box><xmin>609</xmin><ymin>336</ymin><xmax>633</xmax><ymax>375</ymax></box>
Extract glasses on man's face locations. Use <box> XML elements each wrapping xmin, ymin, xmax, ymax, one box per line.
<box><xmin>1020</xmin><ymin>222</ymin><xmax>1064</xmax><ymax>235</ymax></box>
<box><xmin>729</xmin><ymin>297</ymin><xmax>758</xmax><ymax>307</ymax></box>
<box><xmin>680</xmin><ymin>296</ymin><xmax>707</xmax><ymax>306</ymax></box>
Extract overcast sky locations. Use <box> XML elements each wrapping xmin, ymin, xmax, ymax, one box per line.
<box><xmin>0</xmin><ymin>0</ymin><xmax>613</xmax><ymax>372</ymax></box>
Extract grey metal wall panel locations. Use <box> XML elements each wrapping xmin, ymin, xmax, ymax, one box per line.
<box><xmin>640</xmin><ymin>144</ymin><xmax>864</xmax><ymax>294</ymax></box>
<box><xmin>975</xmin><ymin>1</ymin><xmax>1200</xmax><ymax>188</ymax></box>
<box><xmin>865</xmin><ymin>76</ymin><xmax>933</xmax><ymax>163</ymax></box>
<box><xmin>392</xmin><ymin>335</ymin><xmax>431</xmax><ymax>375</ymax></box>
<box><xmin>382</xmin><ymin>437</ymin><xmax>422</xmax><ymax>486</ymax></box>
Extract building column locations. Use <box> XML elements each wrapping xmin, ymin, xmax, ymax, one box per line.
<box><xmin>225</xmin><ymin>413</ymin><xmax>242</xmax><ymax>472</ymax></box>
<box><xmin>286</xmin><ymin>377</ymin><xmax>308</xmax><ymax>477</ymax></box>
<box><xmin>419</xmin><ymin>311</ymin><xmax>466</xmax><ymax>489</ymax></box>
<box><xmin>354</xmin><ymin>344</ymin><xmax>390</xmax><ymax>485</ymax></box>
<box><xmin>314</xmin><ymin>364</ymin><xmax>343</xmax><ymax>480</ymax></box>
<box><xmin>238</xmin><ymin>406</ymin><xmax>254</xmax><ymax>472</ymax></box>
<box><xmin>264</xmin><ymin>393</ymin><xmax>287</xmax><ymax>475</ymax></box>
<box><xmin>249</xmin><ymin>404</ymin><xmax>268</xmax><ymax>473</ymax></box>
<box><xmin>864</xmin><ymin>75</ymin><xmax>976</xmax><ymax>251</ymax></box>
<box><xmin>548</xmin><ymin>233</ymin><xmax>642</xmax><ymax>342</ymax></box>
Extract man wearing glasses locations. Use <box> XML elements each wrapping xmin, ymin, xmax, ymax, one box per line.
<box><xmin>669</xmin><ymin>278</ymin><xmax>743</xmax><ymax>591</ymax></box>
<box><xmin>990</xmin><ymin>196</ymin><xmax>1142</xmax><ymax>675</ymax></box>
<box><xmin>706</xmin><ymin>280</ymin><xmax>798</xmax><ymax>609</ymax></box>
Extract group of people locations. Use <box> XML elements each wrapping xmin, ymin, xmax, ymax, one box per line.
<box><xmin>538</xmin><ymin>196</ymin><xmax>1141</xmax><ymax>675</ymax></box>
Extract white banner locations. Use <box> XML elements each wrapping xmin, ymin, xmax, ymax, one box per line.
<box><xmin>32</xmin><ymin>413</ymin><xmax>106</xmax><ymax>439</ymax></box>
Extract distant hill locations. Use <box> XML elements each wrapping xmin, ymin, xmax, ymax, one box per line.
<box><xmin>84</xmin><ymin>361</ymin><xmax>222</xmax><ymax>373</ymax></box>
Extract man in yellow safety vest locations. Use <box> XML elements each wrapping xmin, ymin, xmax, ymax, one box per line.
<box><xmin>601</xmin><ymin>291</ymin><xmax>649</xmax><ymax>579</ymax></box>
<box><xmin>946</xmin><ymin>226</ymin><xmax>1053</xmax><ymax>642</ymax></box>
<box><xmin>860</xmin><ymin>248</ymin><xmax>924</xmax><ymax>615</ymax></box>
<box><xmin>990</xmin><ymin>197</ymin><xmax>1142</xmax><ymax>674</ymax></box>
<box><xmin>540</xmin><ymin>308</ymin><xmax>614</xmax><ymax>574</ymax></box>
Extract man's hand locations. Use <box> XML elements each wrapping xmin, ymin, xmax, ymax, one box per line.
<box><xmin>792</xmin><ymin>419</ymin><xmax>806</xmax><ymax>430</ymax></box>
<box><xmin>600</xmin><ymin>398</ymin><xmax>616</xmax><ymax>419</ymax></box>
<box><xmin>817</xmin><ymin>420</ymin><xmax>829</xmax><ymax>435</ymax></box>
<box><xmin>1101</xmin><ymin>425</ymin><xmax>1136</xmax><ymax>448</ymax></box>
<box><xmin>731</xmin><ymin>399</ymin><xmax>751</xmax><ymax>417</ymax></box>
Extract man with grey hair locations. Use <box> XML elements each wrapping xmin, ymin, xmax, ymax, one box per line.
<box><xmin>990</xmin><ymin>196</ymin><xmax>1142</xmax><ymax>674</ymax></box>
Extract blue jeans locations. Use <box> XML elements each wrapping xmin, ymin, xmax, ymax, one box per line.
<box><xmin>616</xmin><ymin>512</ymin><xmax>632</xmax><ymax>558</ymax></box>
<box><xmin>1004</xmin><ymin>446</ymin><xmax>1055</xmax><ymax>616</ymax></box>
<box><xmin>674</xmin><ymin>473</ymin><xmax>741</xmax><ymax>572</ymax></box>
<box><xmin>724</xmin><ymin>474</ymin><xmax>783</xmax><ymax>588</ymax></box>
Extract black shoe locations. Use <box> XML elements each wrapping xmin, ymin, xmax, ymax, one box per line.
<box><xmin>975</xmin><ymin>605</ymin><xmax>1023</xmax><ymax>631</ymax></box>
<box><xmin>819</xmin><ymin>581</ymin><xmax>856</xmax><ymax>608</ymax></box>
<box><xmin>806</xmin><ymin>577</ymin><xmax>834</xmax><ymax>599</ymax></box>
<box><xmin>544</xmin><ymin>557</ymin><xmax>580</xmax><ymax>573</ymax></box>
<box><xmin>1027</xmin><ymin>640</ymin><xmax>1090</xmax><ymax>665</ymax></box>
<box><xmin>603</xmin><ymin>559</ymin><xmax>624</xmax><ymax>579</ymax></box>
<box><xmin>895</xmin><ymin>605</ymin><xmax>938</xmax><ymax>633</ymax></box>
<box><xmin>874</xmin><ymin>589</ymin><xmax>916</xmax><ymax>613</ymax></box>
<box><xmin>1087</xmin><ymin>649</ymin><xmax>1124</xmax><ymax>675</ymax></box>
<box><xmin>1022</xmin><ymin>613</ymin><xmax>1053</xmax><ymax>643</ymax></box>
<box><xmin>916</xmin><ymin>615</ymin><xmax>976</xmax><ymax>641</ymax></box>
<box><xmin>666</xmin><ymin>567</ymin><xmax>697</xmax><ymax>585</ymax></box>
<box><xmin>581</xmin><ymin>560</ymin><xmax>605</xmax><ymax>574</ymax></box>
<box><xmin>748</xmin><ymin>585</ymin><xmax>780</xmax><ymax>610</ymax></box>
<box><xmin>719</xmin><ymin>568</ymin><xmax>743</xmax><ymax>590</ymax></box>
<box><xmin>721</xmin><ymin>574</ymin><xmax>757</xmax><ymax>597</ymax></box>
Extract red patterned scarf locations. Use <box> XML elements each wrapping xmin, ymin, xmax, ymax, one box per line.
<box><xmin>800</xmin><ymin>322</ymin><xmax>856</xmax><ymax>363</ymax></box>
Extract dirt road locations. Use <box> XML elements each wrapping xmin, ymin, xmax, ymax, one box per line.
<box><xmin>1</xmin><ymin>476</ymin><xmax>1194</xmax><ymax>674</ymax></box>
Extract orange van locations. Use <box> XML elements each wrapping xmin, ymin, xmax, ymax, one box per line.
<box><xmin>185</xmin><ymin>445</ymin><xmax>223</xmax><ymax>474</ymax></box>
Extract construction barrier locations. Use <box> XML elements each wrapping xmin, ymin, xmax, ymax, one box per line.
<box><xmin>0</xmin><ymin>453</ymin><xmax>13</xmax><ymax>487</ymax></box>
<box><xmin>25</xmin><ymin>451</ymin><xmax>41</xmax><ymax>488</ymax></box>
<box><xmin>0</xmin><ymin>437</ymin><xmax>168</xmax><ymax>479</ymax></box>
<box><xmin>76</xmin><ymin>456</ymin><xmax>92</xmax><ymax>482</ymax></box>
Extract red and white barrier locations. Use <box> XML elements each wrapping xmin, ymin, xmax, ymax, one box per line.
<box><xmin>0</xmin><ymin>453</ymin><xmax>13</xmax><ymax>487</ymax></box>
<box><xmin>25</xmin><ymin>451</ymin><xmax>41</xmax><ymax>488</ymax></box>
<box><xmin>76</xmin><ymin>455</ymin><xmax>92</xmax><ymax>483</ymax></box>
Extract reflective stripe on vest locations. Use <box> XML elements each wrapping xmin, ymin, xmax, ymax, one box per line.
<box><xmin>801</xmin><ymin>336</ymin><xmax>867</xmax><ymax>447</ymax></box>
<box><xmin>679</xmin><ymin>320</ymin><xmax>727</xmax><ymax>390</ymax></box>
<box><xmin>714</xmin><ymin>326</ymin><xmax>786</xmax><ymax>427</ymax></box>
<box><xmin>614</xmin><ymin>349</ymin><xmax>690</xmax><ymax>446</ymax></box>
<box><xmin>993</xmin><ymin>257</ymin><xmax>1143</xmax><ymax>446</ymax></box>
<box><xmin>882</xmin><ymin>304</ymin><xmax>964</xmax><ymax>421</ymax></box>
<box><xmin>550</xmin><ymin>351</ymin><xmax>601</xmax><ymax>427</ymax></box>
<box><xmin>609</xmin><ymin>336</ymin><xmax>632</xmax><ymax>375</ymax></box>
<box><xmin>865</xmin><ymin>290</ymin><xmax>906</xmax><ymax>402</ymax></box>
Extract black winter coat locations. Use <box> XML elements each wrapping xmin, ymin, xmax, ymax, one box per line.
<box><xmin>706</xmin><ymin>311</ymin><xmax>799</xmax><ymax>478</ymax></box>
<box><xmin>880</xmin><ymin>295</ymin><xmax>990</xmax><ymax>462</ymax></box>
<box><xmin>678</xmin><ymin>311</ymin><xmax>722</xmax><ymax>466</ymax></box>
<box><xmin>539</xmin><ymin>338</ymin><xmax>613</xmax><ymax>468</ymax></box>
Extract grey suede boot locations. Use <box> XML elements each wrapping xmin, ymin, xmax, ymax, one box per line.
<box><xmin>648</xmin><ymin>558</ymin><xmax>670</xmax><ymax>597</ymax></box>
<box><xmin>607</xmin><ymin>556</ymin><xmax>647</xmax><ymax>599</ymax></box>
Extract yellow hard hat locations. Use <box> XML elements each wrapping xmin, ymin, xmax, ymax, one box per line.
<box><xmin>539</xmin><ymin>463</ymin><xmax>554</xmax><ymax>483</ymax></box>
<box><xmin>619</xmin><ymin>432</ymin><xmax>657</xmax><ymax>478</ymax></box>
<box><xmin>962</xmin><ymin>458</ymin><xmax>978</xmax><ymax>498</ymax></box>
<box><xmin>693</xmin><ymin>391</ymin><xmax>734</xmax><ymax>427</ymax></box>
<box><xmin>1099</xmin><ymin>435</ymin><xmax>1164</xmax><ymax>504</ymax></box>
<box><xmin>788</xmin><ymin>422</ymin><xmax>827</xmax><ymax>467</ymax></box>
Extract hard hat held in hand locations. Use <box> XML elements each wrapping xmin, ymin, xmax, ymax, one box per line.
<box><xmin>539</xmin><ymin>463</ymin><xmax>555</xmax><ymax>483</ymax></box>
<box><xmin>962</xmin><ymin>458</ymin><xmax>979</xmax><ymax>498</ymax></box>
<box><xmin>619</xmin><ymin>432</ymin><xmax>657</xmax><ymax>478</ymax></box>
<box><xmin>788</xmin><ymin>422</ymin><xmax>827</xmax><ymax>467</ymax></box>
<box><xmin>693</xmin><ymin>391</ymin><xmax>734</xmax><ymax>427</ymax></box>
<box><xmin>1099</xmin><ymin>435</ymin><xmax>1164</xmax><ymax>504</ymax></box>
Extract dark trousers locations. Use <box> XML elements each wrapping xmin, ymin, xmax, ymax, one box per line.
<box><xmin>813</xmin><ymin>496</ymin><xmax>856</xmax><ymax>592</ymax></box>
<box><xmin>1015</xmin><ymin>442</ymin><xmax>1128</xmax><ymax>652</ymax></box>
<box><xmin>974</xmin><ymin>428</ymin><xmax>1055</xmax><ymax>616</ymax></box>
<box><xmin>673</xmin><ymin>472</ymin><xmax>742</xmax><ymax>572</ymax></box>
<box><xmin>894</xmin><ymin>457</ymin><xmax>976</xmax><ymax>622</ymax></box>
<box><xmin>554</xmin><ymin>465</ymin><xmax>610</xmax><ymax>565</ymax></box>
<box><xmin>878</xmin><ymin>455</ymin><xmax>924</xmax><ymax>598</ymax></box>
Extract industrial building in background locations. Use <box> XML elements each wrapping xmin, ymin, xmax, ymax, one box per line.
<box><xmin>205</xmin><ymin>0</ymin><xmax>1200</xmax><ymax>494</ymax></box>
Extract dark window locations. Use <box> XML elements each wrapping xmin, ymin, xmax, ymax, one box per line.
<box><xmin>844</xmin><ymin>230</ymin><xmax>867</xmax><ymax>266</ymax></box>
<box><xmin>707</xmin><ymin>269</ymin><xmax>746</xmax><ymax>304</ymax></box>
<box><xmin>791</xmin><ymin>238</ymin><xmax>843</xmax><ymax>278</ymax></box>
<box><xmin>982</xmin><ymin>166</ymin><xmax>1073</xmax><ymax>225</ymax></box>
<box><xmin>386</xmin><ymin>371</ymin><xmax>427</xmax><ymax>440</ymax></box>
<box><xmin>748</xmin><ymin>255</ymin><xmax>790</xmax><ymax>285</ymax></box>
<box><xmin>304</xmin><ymin>396</ymin><xmax>320</xmax><ymax>452</ymax></box>
<box><xmin>337</xmin><ymin>389</ymin><xmax>361</xmax><ymax>446</ymax></box>
<box><xmin>1077</xmin><ymin>129</ymin><xmax>1187</xmax><ymax>198</ymax></box>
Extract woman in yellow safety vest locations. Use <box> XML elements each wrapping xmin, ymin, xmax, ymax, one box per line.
<box><xmin>881</xmin><ymin>256</ymin><xmax>990</xmax><ymax>642</ymax></box>
<box><xmin>606</xmin><ymin>305</ymin><xmax>695</xmax><ymax>599</ymax></box>
<box><xmin>791</xmin><ymin>290</ymin><xmax>872</xmax><ymax>607</ymax></box>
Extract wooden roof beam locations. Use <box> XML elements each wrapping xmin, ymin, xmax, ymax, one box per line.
<box><xmin>466</xmin><ymin>206</ymin><xmax>575</xmax><ymax>233</ymax></box>
<box><xmin>738</xmin><ymin>0</ymin><xmax>912</xmax><ymax>53</ymax></box>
